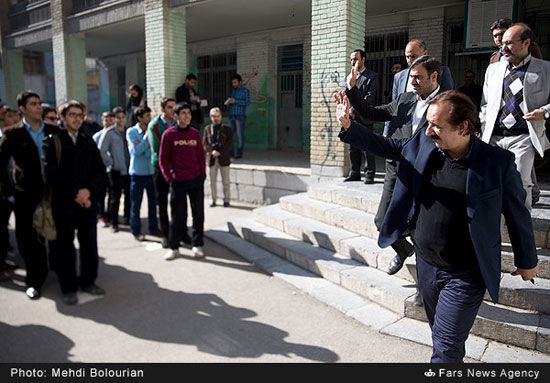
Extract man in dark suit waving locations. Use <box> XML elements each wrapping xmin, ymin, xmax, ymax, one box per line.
<box><xmin>345</xmin><ymin>57</ymin><xmax>444</xmax><ymax>302</ymax></box>
<box><xmin>344</xmin><ymin>49</ymin><xmax>379</xmax><ymax>183</ymax></box>
<box><xmin>337</xmin><ymin>89</ymin><xmax>539</xmax><ymax>363</ymax></box>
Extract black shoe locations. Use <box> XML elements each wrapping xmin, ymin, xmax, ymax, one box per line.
<box><xmin>387</xmin><ymin>254</ymin><xmax>405</xmax><ymax>275</ymax></box>
<box><xmin>133</xmin><ymin>234</ymin><xmax>145</xmax><ymax>242</ymax></box>
<box><xmin>1</xmin><ymin>259</ymin><xmax>18</xmax><ymax>271</ymax></box>
<box><xmin>209</xmin><ymin>201</ymin><xmax>216</xmax><ymax>207</ymax></box>
<box><xmin>81</xmin><ymin>284</ymin><xmax>105</xmax><ymax>296</ymax></box>
<box><xmin>26</xmin><ymin>287</ymin><xmax>41</xmax><ymax>300</ymax></box>
<box><xmin>364</xmin><ymin>178</ymin><xmax>375</xmax><ymax>184</ymax></box>
<box><xmin>62</xmin><ymin>292</ymin><xmax>78</xmax><ymax>305</ymax></box>
<box><xmin>161</xmin><ymin>237</ymin><xmax>170</xmax><ymax>249</ymax></box>
<box><xmin>223</xmin><ymin>201</ymin><xmax>230</xmax><ymax>207</ymax></box>
<box><xmin>413</xmin><ymin>289</ymin><xmax>423</xmax><ymax>307</ymax></box>
<box><xmin>235</xmin><ymin>155</ymin><xmax>243</xmax><ymax>159</ymax></box>
<box><xmin>343</xmin><ymin>175</ymin><xmax>361</xmax><ymax>182</ymax></box>
<box><xmin>112</xmin><ymin>226</ymin><xmax>119</xmax><ymax>233</ymax></box>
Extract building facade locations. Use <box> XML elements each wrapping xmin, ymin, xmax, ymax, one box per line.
<box><xmin>1</xmin><ymin>0</ymin><xmax>549</xmax><ymax>178</ymax></box>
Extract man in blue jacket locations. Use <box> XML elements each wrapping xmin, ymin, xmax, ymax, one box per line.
<box><xmin>337</xmin><ymin>89</ymin><xmax>539</xmax><ymax>363</ymax></box>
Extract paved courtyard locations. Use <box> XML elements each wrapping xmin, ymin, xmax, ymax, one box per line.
<box><xmin>0</xmin><ymin>200</ymin><xmax>438</xmax><ymax>363</ymax></box>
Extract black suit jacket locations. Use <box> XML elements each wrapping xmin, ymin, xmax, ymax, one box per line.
<box><xmin>0</xmin><ymin>121</ymin><xmax>58</xmax><ymax>201</ymax></box>
<box><xmin>346</xmin><ymin>69</ymin><xmax>379</xmax><ymax>127</ymax></box>
<box><xmin>42</xmin><ymin>129</ymin><xmax>106</xmax><ymax>212</ymax></box>
<box><xmin>346</xmin><ymin>86</ymin><xmax>443</xmax><ymax>140</ymax></box>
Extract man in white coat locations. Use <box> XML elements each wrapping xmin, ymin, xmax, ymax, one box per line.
<box><xmin>480</xmin><ymin>23</ymin><xmax>550</xmax><ymax>210</ymax></box>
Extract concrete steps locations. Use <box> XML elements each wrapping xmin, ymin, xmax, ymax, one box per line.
<box><xmin>308</xmin><ymin>182</ymin><xmax>550</xmax><ymax>249</ymax></box>
<box><xmin>205</xmin><ymin>220</ymin><xmax>550</xmax><ymax>358</ymax></box>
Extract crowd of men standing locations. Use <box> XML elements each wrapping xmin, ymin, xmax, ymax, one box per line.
<box><xmin>0</xmin><ymin>73</ymin><xmax>250</xmax><ymax>305</ymax></box>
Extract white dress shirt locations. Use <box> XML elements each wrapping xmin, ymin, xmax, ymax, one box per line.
<box><xmin>412</xmin><ymin>86</ymin><xmax>440</xmax><ymax>133</ymax></box>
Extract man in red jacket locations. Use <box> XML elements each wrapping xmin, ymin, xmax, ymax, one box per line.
<box><xmin>159</xmin><ymin>103</ymin><xmax>206</xmax><ymax>260</ymax></box>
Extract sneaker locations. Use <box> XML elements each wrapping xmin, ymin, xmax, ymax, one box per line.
<box><xmin>62</xmin><ymin>292</ymin><xmax>78</xmax><ymax>305</ymax></box>
<box><xmin>26</xmin><ymin>287</ymin><xmax>41</xmax><ymax>300</ymax></box>
<box><xmin>81</xmin><ymin>284</ymin><xmax>105</xmax><ymax>295</ymax></box>
<box><xmin>165</xmin><ymin>249</ymin><xmax>180</xmax><ymax>261</ymax></box>
<box><xmin>209</xmin><ymin>201</ymin><xmax>216</xmax><ymax>207</ymax></box>
<box><xmin>161</xmin><ymin>237</ymin><xmax>170</xmax><ymax>248</ymax></box>
<box><xmin>192</xmin><ymin>246</ymin><xmax>205</xmax><ymax>258</ymax></box>
<box><xmin>223</xmin><ymin>201</ymin><xmax>230</xmax><ymax>207</ymax></box>
<box><xmin>99</xmin><ymin>218</ymin><xmax>110</xmax><ymax>228</ymax></box>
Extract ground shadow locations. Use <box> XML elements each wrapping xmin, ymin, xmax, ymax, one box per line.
<box><xmin>0</xmin><ymin>322</ymin><xmax>75</xmax><ymax>362</ymax></box>
<box><xmin>46</xmin><ymin>259</ymin><xmax>339</xmax><ymax>362</ymax></box>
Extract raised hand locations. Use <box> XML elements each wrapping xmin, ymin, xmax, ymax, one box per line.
<box><xmin>347</xmin><ymin>61</ymin><xmax>360</xmax><ymax>89</ymax></box>
<box><xmin>335</xmin><ymin>91</ymin><xmax>351</xmax><ymax>130</ymax></box>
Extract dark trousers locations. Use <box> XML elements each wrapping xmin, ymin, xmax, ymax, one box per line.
<box><xmin>130</xmin><ymin>175</ymin><xmax>158</xmax><ymax>235</ymax></box>
<box><xmin>154</xmin><ymin>167</ymin><xmax>170</xmax><ymax>238</ymax></box>
<box><xmin>13</xmin><ymin>192</ymin><xmax>48</xmax><ymax>289</ymax></box>
<box><xmin>169</xmin><ymin>178</ymin><xmax>204</xmax><ymax>249</ymax></box>
<box><xmin>349</xmin><ymin>147</ymin><xmax>376</xmax><ymax>179</ymax></box>
<box><xmin>97</xmin><ymin>176</ymin><xmax>110</xmax><ymax>221</ymax></box>
<box><xmin>122</xmin><ymin>174</ymin><xmax>131</xmax><ymax>221</ymax></box>
<box><xmin>416</xmin><ymin>255</ymin><xmax>486</xmax><ymax>363</ymax></box>
<box><xmin>50</xmin><ymin>207</ymin><xmax>98</xmax><ymax>294</ymax></box>
<box><xmin>108</xmin><ymin>170</ymin><xmax>124</xmax><ymax>228</ymax></box>
<box><xmin>375</xmin><ymin>160</ymin><xmax>413</xmax><ymax>258</ymax></box>
<box><xmin>0</xmin><ymin>198</ymin><xmax>14</xmax><ymax>262</ymax></box>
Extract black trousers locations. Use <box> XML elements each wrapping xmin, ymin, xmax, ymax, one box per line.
<box><xmin>154</xmin><ymin>167</ymin><xmax>170</xmax><ymax>238</ymax></box>
<box><xmin>50</xmin><ymin>207</ymin><xmax>98</xmax><ymax>294</ymax></box>
<box><xmin>169</xmin><ymin>178</ymin><xmax>204</xmax><ymax>249</ymax></box>
<box><xmin>375</xmin><ymin>159</ymin><xmax>413</xmax><ymax>258</ymax></box>
<box><xmin>0</xmin><ymin>198</ymin><xmax>13</xmax><ymax>263</ymax></box>
<box><xmin>97</xmin><ymin>176</ymin><xmax>110</xmax><ymax>221</ymax></box>
<box><xmin>349</xmin><ymin>147</ymin><xmax>376</xmax><ymax>179</ymax></box>
<box><xmin>13</xmin><ymin>192</ymin><xmax>48</xmax><ymax>289</ymax></box>
<box><xmin>122</xmin><ymin>174</ymin><xmax>131</xmax><ymax>220</ymax></box>
<box><xmin>416</xmin><ymin>255</ymin><xmax>485</xmax><ymax>363</ymax></box>
<box><xmin>108</xmin><ymin>170</ymin><xmax>124</xmax><ymax>228</ymax></box>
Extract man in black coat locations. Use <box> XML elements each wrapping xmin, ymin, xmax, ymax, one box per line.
<box><xmin>175</xmin><ymin>73</ymin><xmax>203</xmax><ymax>128</ymax></box>
<box><xmin>345</xmin><ymin>56</ymin><xmax>446</xmax><ymax>305</ymax></box>
<box><xmin>0</xmin><ymin>91</ymin><xmax>58</xmax><ymax>299</ymax></box>
<box><xmin>42</xmin><ymin>100</ymin><xmax>107</xmax><ymax>305</ymax></box>
<box><xmin>344</xmin><ymin>49</ymin><xmax>380</xmax><ymax>183</ymax></box>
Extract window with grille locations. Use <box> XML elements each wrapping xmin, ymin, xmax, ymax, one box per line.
<box><xmin>197</xmin><ymin>52</ymin><xmax>237</xmax><ymax>111</ymax></box>
<box><xmin>364</xmin><ymin>31</ymin><xmax>408</xmax><ymax>104</ymax></box>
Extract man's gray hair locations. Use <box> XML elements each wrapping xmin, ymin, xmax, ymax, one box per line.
<box><xmin>408</xmin><ymin>39</ymin><xmax>428</xmax><ymax>52</ymax></box>
<box><xmin>209</xmin><ymin>107</ymin><xmax>222</xmax><ymax>115</ymax></box>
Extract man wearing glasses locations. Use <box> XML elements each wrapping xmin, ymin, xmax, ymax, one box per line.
<box><xmin>42</xmin><ymin>105</ymin><xmax>59</xmax><ymax>126</ymax></box>
<box><xmin>42</xmin><ymin>100</ymin><xmax>106</xmax><ymax>305</ymax></box>
<box><xmin>480</xmin><ymin>23</ymin><xmax>550</xmax><ymax>210</ymax></box>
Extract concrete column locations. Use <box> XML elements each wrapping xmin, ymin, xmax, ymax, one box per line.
<box><xmin>51</xmin><ymin>0</ymin><xmax>87</xmax><ymax>105</ymax></box>
<box><xmin>310</xmin><ymin>0</ymin><xmax>365</xmax><ymax>179</ymax></box>
<box><xmin>144</xmin><ymin>0</ymin><xmax>187</xmax><ymax>115</ymax></box>
<box><xmin>1</xmin><ymin>49</ymin><xmax>24</xmax><ymax>108</ymax></box>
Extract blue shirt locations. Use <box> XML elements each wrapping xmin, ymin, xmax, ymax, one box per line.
<box><xmin>126</xmin><ymin>124</ymin><xmax>153</xmax><ymax>176</ymax></box>
<box><xmin>160</xmin><ymin>115</ymin><xmax>177</xmax><ymax>128</ymax></box>
<box><xmin>229</xmin><ymin>85</ymin><xmax>250</xmax><ymax>116</ymax></box>
<box><xmin>23</xmin><ymin>118</ymin><xmax>45</xmax><ymax>159</ymax></box>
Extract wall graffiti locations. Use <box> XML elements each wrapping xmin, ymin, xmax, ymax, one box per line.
<box><xmin>319</xmin><ymin>69</ymin><xmax>342</xmax><ymax>164</ymax></box>
<box><xmin>241</xmin><ymin>66</ymin><xmax>268</xmax><ymax>105</ymax></box>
